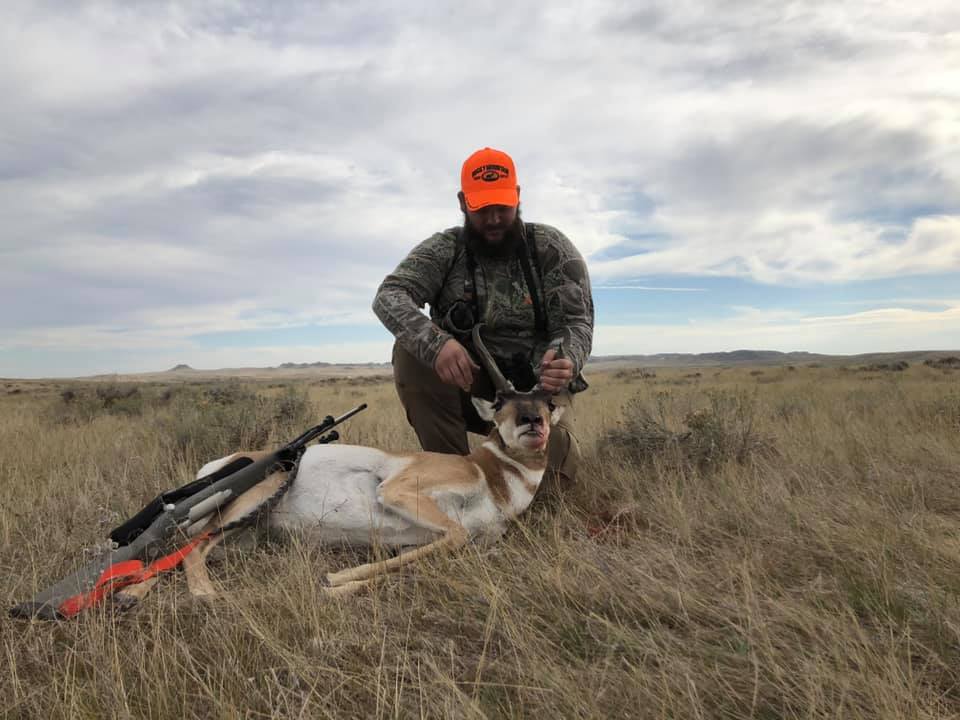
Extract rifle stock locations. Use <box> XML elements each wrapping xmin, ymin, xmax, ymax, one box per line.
<box><xmin>10</xmin><ymin>546</ymin><xmax>139</xmax><ymax>620</ymax></box>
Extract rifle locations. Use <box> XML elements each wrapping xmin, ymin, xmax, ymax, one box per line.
<box><xmin>10</xmin><ymin>404</ymin><xmax>367</xmax><ymax>621</ymax></box>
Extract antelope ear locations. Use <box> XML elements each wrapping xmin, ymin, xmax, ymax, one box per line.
<box><xmin>472</xmin><ymin>397</ymin><xmax>496</xmax><ymax>421</ymax></box>
<box><xmin>549</xmin><ymin>404</ymin><xmax>565</xmax><ymax>425</ymax></box>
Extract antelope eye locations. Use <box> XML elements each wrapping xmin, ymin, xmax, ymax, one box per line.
<box><xmin>547</xmin><ymin>400</ymin><xmax>556</xmax><ymax>412</ymax></box>
<box><xmin>492</xmin><ymin>398</ymin><xmax>504</xmax><ymax>411</ymax></box>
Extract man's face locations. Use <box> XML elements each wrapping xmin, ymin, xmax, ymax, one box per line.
<box><xmin>458</xmin><ymin>190</ymin><xmax>520</xmax><ymax>245</ymax></box>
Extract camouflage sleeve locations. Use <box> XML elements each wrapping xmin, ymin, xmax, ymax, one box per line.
<box><xmin>538</xmin><ymin>225</ymin><xmax>594</xmax><ymax>377</ymax></box>
<box><xmin>372</xmin><ymin>231</ymin><xmax>457</xmax><ymax>369</ymax></box>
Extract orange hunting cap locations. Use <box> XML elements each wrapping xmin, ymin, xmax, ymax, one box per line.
<box><xmin>460</xmin><ymin>147</ymin><xmax>519</xmax><ymax>211</ymax></box>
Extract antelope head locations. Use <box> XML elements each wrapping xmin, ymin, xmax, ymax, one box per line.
<box><xmin>470</xmin><ymin>325</ymin><xmax>564</xmax><ymax>454</ymax></box>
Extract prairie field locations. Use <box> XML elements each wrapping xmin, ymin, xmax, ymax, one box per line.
<box><xmin>2</xmin><ymin>364</ymin><xmax>960</xmax><ymax>719</ymax></box>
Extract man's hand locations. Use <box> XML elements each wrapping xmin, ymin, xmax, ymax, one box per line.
<box><xmin>539</xmin><ymin>348</ymin><xmax>574</xmax><ymax>393</ymax></box>
<box><xmin>434</xmin><ymin>338</ymin><xmax>480</xmax><ymax>390</ymax></box>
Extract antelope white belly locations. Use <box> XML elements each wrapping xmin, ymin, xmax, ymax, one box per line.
<box><xmin>269</xmin><ymin>444</ymin><xmax>436</xmax><ymax>547</ymax></box>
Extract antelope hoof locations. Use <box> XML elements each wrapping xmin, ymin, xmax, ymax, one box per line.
<box><xmin>322</xmin><ymin>580</ymin><xmax>369</xmax><ymax>599</ymax></box>
<box><xmin>326</xmin><ymin>568</ymin><xmax>360</xmax><ymax>587</ymax></box>
<box><xmin>324</xmin><ymin>570</ymin><xmax>346</xmax><ymax>587</ymax></box>
<box><xmin>112</xmin><ymin>593</ymin><xmax>140</xmax><ymax>613</ymax></box>
<box><xmin>187</xmin><ymin>586</ymin><xmax>219</xmax><ymax>602</ymax></box>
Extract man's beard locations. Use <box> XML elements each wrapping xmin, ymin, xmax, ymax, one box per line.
<box><xmin>462</xmin><ymin>207</ymin><xmax>524</xmax><ymax>258</ymax></box>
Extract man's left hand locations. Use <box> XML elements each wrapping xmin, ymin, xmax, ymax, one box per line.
<box><xmin>538</xmin><ymin>348</ymin><xmax>574</xmax><ymax>393</ymax></box>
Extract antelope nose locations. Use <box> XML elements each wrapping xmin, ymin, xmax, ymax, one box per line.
<box><xmin>520</xmin><ymin>414</ymin><xmax>543</xmax><ymax>426</ymax></box>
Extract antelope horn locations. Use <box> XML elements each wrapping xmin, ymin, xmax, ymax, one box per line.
<box><xmin>472</xmin><ymin>324</ymin><xmax>514</xmax><ymax>393</ymax></box>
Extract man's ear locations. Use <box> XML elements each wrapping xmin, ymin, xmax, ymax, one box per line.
<box><xmin>457</xmin><ymin>191</ymin><xmax>467</xmax><ymax>214</ymax></box>
<box><xmin>472</xmin><ymin>397</ymin><xmax>496</xmax><ymax>421</ymax></box>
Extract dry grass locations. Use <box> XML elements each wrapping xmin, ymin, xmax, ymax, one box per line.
<box><xmin>2</xmin><ymin>365</ymin><xmax>960</xmax><ymax>718</ymax></box>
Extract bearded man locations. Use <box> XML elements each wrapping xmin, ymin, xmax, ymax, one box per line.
<box><xmin>372</xmin><ymin>147</ymin><xmax>594</xmax><ymax>489</ymax></box>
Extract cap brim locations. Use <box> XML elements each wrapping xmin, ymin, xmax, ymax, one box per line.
<box><xmin>464</xmin><ymin>187</ymin><xmax>519</xmax><ymax>211</ymax></box>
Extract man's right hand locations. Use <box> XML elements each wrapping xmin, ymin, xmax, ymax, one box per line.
<box><xmin>434</xmin><ymin>338</ymin><xmax>480</xmax><ymax>390</ymax></box>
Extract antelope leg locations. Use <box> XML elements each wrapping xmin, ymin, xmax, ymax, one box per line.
<box><xmin>183</xmin><ymin>469</ymin><xmax>288</xmax><ymax>599</ymax></box>
<box><xmin>113</xmin><ymin>576</ymin><xmax>160</xmax><ymax>610</ymax></box>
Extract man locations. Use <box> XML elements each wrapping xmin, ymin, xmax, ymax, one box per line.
<box><xmin>372</xmin><ymin>147</ymin><xmax>593</xmax><ymax>488</ymax></box>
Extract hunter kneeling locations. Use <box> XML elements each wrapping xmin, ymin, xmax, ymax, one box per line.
<box><xmin>373</xmin><ymin>147</ymin><xmax>594</xmax><ymax>493</ymax></box>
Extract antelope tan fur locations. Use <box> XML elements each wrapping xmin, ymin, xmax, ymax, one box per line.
<box><xmin>120</xmin><ymin>325</ymin><xmax>564</xmax><ymax>604</ymax></box>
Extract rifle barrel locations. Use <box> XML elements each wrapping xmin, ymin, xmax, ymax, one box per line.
<box><xmin>285</xmin><ymin>403</ymin><xmax>367</xmax><ymax>451</ymax></box>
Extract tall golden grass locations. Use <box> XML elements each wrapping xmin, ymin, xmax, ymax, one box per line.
<box><xmin>2</xmin><ymin>365</ymin><xmax>960</xmax><ymax>718</ymax></box>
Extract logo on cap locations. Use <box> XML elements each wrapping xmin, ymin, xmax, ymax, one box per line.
<box><xmin>471</xmin><ymin>164</ymin><xmax>511</xmax><ymax>183</ymax></box>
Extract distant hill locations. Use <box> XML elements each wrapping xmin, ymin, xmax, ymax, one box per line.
<box><xmin>276</xmin><ymin>361</ymin><xmax>391</xmax><ymax>370</ymax></box>
<box><xmin>45</xmin><ymin>349</ymin><xmax>959</xmax><ymax>383</ymax></box>
<box><xmin>82</xmin><ymin>360</ymin><xmax>394</xmax><ymax>382</ymax></box>
<box><xmin>586</xmin><ymin>349</ymin><xmax>959</xmax><ymax>368</ymax></box>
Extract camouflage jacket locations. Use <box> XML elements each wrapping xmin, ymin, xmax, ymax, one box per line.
<box><xmin>372</xmin><ymin>223</ymin><xmax>593</xmax><ymax>391</ymax></box>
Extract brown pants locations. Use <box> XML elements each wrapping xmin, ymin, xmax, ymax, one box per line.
<box><xmin>391</xmin><ymin>343</ymin><xmax>581</xmax><ymax>487</ymax></box>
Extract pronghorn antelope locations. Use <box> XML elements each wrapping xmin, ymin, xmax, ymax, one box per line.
<box><xmin>118</xmin><ymin>326</ymin><xmax>564</xmax><ymax>604</ymax></box>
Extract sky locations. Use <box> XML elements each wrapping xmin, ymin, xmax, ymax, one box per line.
<box><xmin>2</xmin><ymin>0</ymin><xmax>959</xmax><ymax>378</ymax></box>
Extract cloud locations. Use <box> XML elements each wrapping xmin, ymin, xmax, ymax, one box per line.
<box><xmin>1</xmin><ymin>0</ymin><xmax>958</xmax><ymax>375</ymax></box>
<box><xmin>591</xmin><ymin>214</ymin><xmax>960</xmax><ymax>285</ymax></box>
<box><xmin>595</xmin><ymin>286</ymin><xmax>706</xmax><ymax>292</ymax></box>
<box><xmin>594</xmin><ymin>301</ymin><xmax>960</xmax><ymax>357</ymax></box>
<box><xmin>7</xmin><ymin>300</ymin><xmax>955</xmax><ymax>379</ymax></box>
